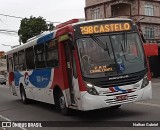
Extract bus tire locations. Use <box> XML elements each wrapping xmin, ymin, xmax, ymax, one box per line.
<box><xmin>20</xmin><ymin>86</ymin><xmax>29</xmax><ymax>104</ymax></box>
<box><xmin>110</xmin><ymin>105</ymin><xmax>121</xmax><ymax>109</ymax></box>
<box><xmin>58</xmin><ymin>91</ymin><xmax>70</xmax><ymax>115</ymax></box>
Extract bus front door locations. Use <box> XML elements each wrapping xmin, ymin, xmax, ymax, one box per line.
<box><xmin>64</xmin><ymin>42</ymin><xmax>76</xmax><ymax>106</ymax></box>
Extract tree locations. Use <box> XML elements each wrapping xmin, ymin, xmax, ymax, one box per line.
<box><xmin>18</xmin><ymin>16</ymin><xmax>55</xmax><ymax>43</ymax></box>
<box><xmin>48</xmin><ymin>23</ymin><xmax>55</xmax><ymax>31</ymax></box>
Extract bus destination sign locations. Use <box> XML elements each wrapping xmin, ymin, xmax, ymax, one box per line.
<box><xmin>80</xmin><ymin>22</ymin><xmax>131</xmax><ymax>35</ymax></box>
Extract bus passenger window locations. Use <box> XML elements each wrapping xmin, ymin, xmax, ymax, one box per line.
<box><xmin>18</xmin><ymin>50</ymin><xmax>26</xmax><ymax>71</ymax></box>
<box><xmin>34</xmin><ymin>44</ymin><xmax>46</xmax><ymax>68</ymax></box>
<box><xmin>45</xmin><ymin>40</ymin><xmax>59</xmax><ymax>67</ymax></box>
<box><xmin>26</xmin><ymin>47</ymin><xmax>35</xmax><ymax>70</ymax></box>
<box><xmin>13</xmin><ymin>53</ymin><xmax>18</xmax><ymax>71</ymax></box>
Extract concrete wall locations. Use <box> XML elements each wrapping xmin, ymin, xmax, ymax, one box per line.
<box><xmin>85</xmin><ymin>0</ymin><xmax>139</xmax><ymax>19</ymax></box>
<box><xmin>85</xmin><ymin>0</ymin><xmax>111</xmax><ymax>7</ymax></box>
<box><xmin>139</xmin><ymin>1</ymin><xmax>160</xmax><ymax>17</ymax></box>
<box><xmin>85</xmin><ymin>4</ymin><xmax>105</xmax><ymax>20</ymax></box>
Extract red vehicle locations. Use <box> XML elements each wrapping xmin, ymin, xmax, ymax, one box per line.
<box><xmin>6</xmin><ymin>18</ymin><xmax>152</xmax><ymax>115</ymax></box>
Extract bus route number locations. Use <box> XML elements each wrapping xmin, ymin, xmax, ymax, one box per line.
<box><xmin>80</xmin><ymin>22</ymin><xmax>131</xmax><ymax>35</ymax></box>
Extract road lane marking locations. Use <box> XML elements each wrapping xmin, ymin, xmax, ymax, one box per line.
<box><xmin>135</xmin><ymin>102</ymin><xmax>160</xmax><ymax>108</ymax></box>
<box><xmin>0</xmin><ymin>115</ymin><xmax>27</xmax><ymax>130</ymax></box>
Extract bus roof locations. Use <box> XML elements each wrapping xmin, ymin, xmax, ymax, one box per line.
<box><xmin>72</xmin><ymin>18</ymin><xmax>133</xmax><ymax>26</ymax></box>
<box><xmin>6</xmin><ymin>18</ymin><xmax>133</xmax><ymax>55</ymax></box>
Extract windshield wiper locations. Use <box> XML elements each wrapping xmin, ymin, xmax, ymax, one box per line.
<box><xmin>122</xmin><ymin>32</ymin><xmax>128</xmax><ymax>53</ymax></box>
<box><xmin>118</xmin><ymin>32</ymin><xmax>128</xmax><ymax>61</ymax></box>
<box><xmin>90</xmin><ymin>35</ymin><xmax>109</xmax><ymax>51</ymax></box>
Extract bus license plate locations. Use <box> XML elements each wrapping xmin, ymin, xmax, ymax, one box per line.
<box><xmin>116</xmin><ymin>95</ymin><xmax>128</xmax><ymax>101</ymax></box>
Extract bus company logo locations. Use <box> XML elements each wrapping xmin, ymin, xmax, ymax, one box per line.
<box><xmin>36</xmin><ymin>76</ymin><xmax>48</xmax><ymax>83</ymax></box>
<box><xmin>109</xmin><ymin>75</ymin><xmax>129</xmax><ymax>80</ymax></box>
<box><xmin>24</xmin><ymin>72</ymin><xmax>29</xmax><ymax>86</ymax></box>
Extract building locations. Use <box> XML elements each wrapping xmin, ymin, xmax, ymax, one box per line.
<box><xmin>85</xmin><ymin>0</ymin><xmax>160</xmax><ymax>43</ymax></box>
<box><xmin>0</xmin><ymin>59</ymin><xmax>7</xmax><ymax>75</ymax></box>
<box><xmin>0</xmin><ymin>51</ymin><xmax>7</xmax><ymax>75</ymax></box>
<box><xmin>0</xmin><ymin>51</ymin><xmax>5</xmax><ymax>59</ymax></box>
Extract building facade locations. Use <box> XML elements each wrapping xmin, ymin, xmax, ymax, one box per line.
<box><xmin>0</xmin><ymin>51</ymin><xmax>5</xmax><ymax>59</ymax></box>
<box><xmin>0</xmin><ymin>59</ymin><xmax>7</xmax><ymax>75</ymax></box>
<box><xmin>0</xmin><ymin>51</ymin><xmax>7</xmax><ymax>75</ymax></box>
<box><xmin>85</xmin><ymin>0</ymin><xmax>160</xmax><ymax>43</ymax></box>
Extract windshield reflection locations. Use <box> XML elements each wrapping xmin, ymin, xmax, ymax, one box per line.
<box><xmin>77</xmin><ymin>32</ymin><xmax>145</xmax><ymax>78</ymax></box>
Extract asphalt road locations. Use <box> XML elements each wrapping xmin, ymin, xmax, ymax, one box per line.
<box><xmin>0</xmin><ymin>79</ymin><xmax>160</xmax><ymax>130</ymax></box>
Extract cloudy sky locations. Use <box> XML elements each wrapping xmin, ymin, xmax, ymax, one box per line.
<box><xmin>0</xmin><ymin>0</ymin><xmax>85</xmax><ymax>52</ymax></box>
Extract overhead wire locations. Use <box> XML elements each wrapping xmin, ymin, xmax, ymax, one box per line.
<box><xmin>0</xmin><ymin>29</ymin><xmax>18</xmax><ymax>37</ymax></box>
<box><xmin>0</xmin><ymin>13</ymin><xmax>60</xmax><ymax>37</ymax></box>
<box><xmin>0</xmin><ymin>13</ymin><xmax>60</xmax><ymax>23</ymax></box>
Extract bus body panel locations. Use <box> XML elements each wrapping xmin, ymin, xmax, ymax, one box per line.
<box><xmin>6</xmin><ymin>18</ymin><xmax>152</xmax><ymax>112</ymax></box>
<box><xmin>80</xmin><ymin>81</ymin><xmax>152</xmax><ymax>111</ymax></box>
<box><xmin>13</xmin><ymin>69</ymin><xmax>55</xmax><ymax>104</ymax></box>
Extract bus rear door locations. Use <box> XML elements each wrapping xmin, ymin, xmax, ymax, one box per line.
<box><xmin>8</xmin><ymin>56</ymin><xmax>16</xmax><ymax>95</ymax></box>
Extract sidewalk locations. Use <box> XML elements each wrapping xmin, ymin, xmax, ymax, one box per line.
<box><xmin>0</xmin><ymin>128</ymin><xmax>6</xmax><ymax>130</ymax></box>
<box><xmin>151</xmin><ymin>78</ymin><xmax>160</xmax><ymax>84</ymax></box>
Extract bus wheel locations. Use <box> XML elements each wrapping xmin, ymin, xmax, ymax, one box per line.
<box><xmin>110</xmin><ymin>105</ymin><xmax>121</xmax><ymax>109</ymax></box>
<box><xmin>58</xmin><ymin>91</ymin><xmax>70</xmax><ymax>115</ymax></box>
<box><xmin>20</xmin><ymin>86</ymin><xmax>28</xmax><ymax>104</ymax></box>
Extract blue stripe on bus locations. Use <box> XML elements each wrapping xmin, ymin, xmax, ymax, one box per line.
<box><xmin>37</xmin><ymin>32</ymin><xmax>54</xmax><ymax>44</ymax></box>
<box><xmin>114</xmin><ymin>86</ymin><xmax>127</xmax><ymax>93</ymax></box>
<box><xmin>14</xmin><ymin>69</ymin><xmax>51</xmax><ymax>88</ymax></box>
<box><xmin>29</xmin><ymin>69</ymin><xmax>51</xmax><ymax>88</ymax></box>
<box><xmin>14</xmin><ymin>71</ymin><xmax>23</xmax><ymax>86</ymax></box>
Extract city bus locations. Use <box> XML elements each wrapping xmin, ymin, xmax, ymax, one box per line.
<box><xmin>6</xmin><ymin>18</ymin><xmax>152</xmax><ymax>115</ymax></box>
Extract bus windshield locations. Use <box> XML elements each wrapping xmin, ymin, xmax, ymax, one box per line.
<box><xmin>76</xmin><ymin>32</ymin><xmax>145</xmax><ymax>78</ymax></box>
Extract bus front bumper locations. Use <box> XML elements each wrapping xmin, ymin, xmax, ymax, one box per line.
<box><xmin>81</xmin><ymin>82</ymin><xmax>152</xmax><ymax>111</ymax></box>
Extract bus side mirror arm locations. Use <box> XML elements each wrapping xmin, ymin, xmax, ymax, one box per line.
<box><xmin>68</xmin><ymin>33</ymin><xmax>75</xmax><ymax>50</ymax></box>
<box><xmin>139</xmin><ymin>29</ymin><xmax>146</xmax><ymax>43</ymax></box>
<box><xmin>68</xmin><ymin>40</ymin><xmax>75</xmax><ymax>50</ymax></box>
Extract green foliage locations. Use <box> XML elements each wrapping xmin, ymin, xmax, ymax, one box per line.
<box><xmin>18</xmin><ymin>16</ymin><xmax>55</xmax><ymax>43</ymax></box>
<box><xmin>48</xmin><ymin>23</ymin><xmax>55</xmax><ymax>31</ymax></box>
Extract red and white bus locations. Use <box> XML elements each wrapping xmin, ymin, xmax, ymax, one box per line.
<box><xmin>6</xmin><ymin>18</ymin><xmax>152</xmax><ymax>115</ymax></box>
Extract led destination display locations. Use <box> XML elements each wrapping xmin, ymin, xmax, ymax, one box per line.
<box><xmin>80</xmin><ymin>22</ymin><xmax>131</xmax><ymax>35</ymax></box>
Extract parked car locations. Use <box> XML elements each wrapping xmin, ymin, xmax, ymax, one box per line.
<box><xmin>0</xmin><ymin>75</ymin><xmax>6</xmax><ymax>85</ymax></box>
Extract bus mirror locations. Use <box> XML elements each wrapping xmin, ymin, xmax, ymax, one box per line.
<box><xmin>68</xmin><ymin>33</ymin><xmax>75</xmax><ymax>50</ymax></box>
<box><xmin>67</xmin><ymin>38</ymin><xmax>74</xmax><ymax>50</ymax></box>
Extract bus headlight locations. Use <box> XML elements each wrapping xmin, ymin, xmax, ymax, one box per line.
<box><xmin>85</xmin><ymin>83</ymin><xmax>99</xmax><ymax>95</ymax></box>
<box><xmin>141</xmin><ymin>75</ymin><xmax>149</xmax><ymax>89</ymax></box>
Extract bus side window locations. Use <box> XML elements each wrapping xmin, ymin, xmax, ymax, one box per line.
<box><xmin>18</xmin><ymin>50</ymin><xmax>26</xmax><ymax>71</ymax></box>
<box><xmin>34</xmin><ymin>44</ymin><xmax>46</xmax><ymax>68</ymax></box>
<box><xmin>45</xmin><ymin>40</ymin><xmax>59</xmax><ymax>67</ymax></box>
<box><xmin>13</xmin><ymin>52</ymin><xmax>18</xmax><ymax>71</ymax></box>
<box><xmin>26</xmin><ymin>47</ymin><xmax>35</xmax><ymax>70</ymax></box>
